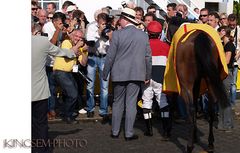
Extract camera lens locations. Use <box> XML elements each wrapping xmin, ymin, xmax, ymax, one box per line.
<box><xmin>63</xmin><ymin>23</ymin><xmax>69</xmax><ymax>28</ymax></box>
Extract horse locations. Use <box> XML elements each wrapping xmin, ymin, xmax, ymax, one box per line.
<box><xmin>163</xmin><ymin>23</ymin><xmax>229</xmax><ymax>153</ymax></box>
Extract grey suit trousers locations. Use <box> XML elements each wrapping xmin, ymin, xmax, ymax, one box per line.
<box><xmin>111</xmin><ymin>81</ymin><xmax>141</xmax><ymax>137</ymax></box>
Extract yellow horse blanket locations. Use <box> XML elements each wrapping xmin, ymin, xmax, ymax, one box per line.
<box><xmin>162</xmin><ymin>23</ymin><xmax>228</xmax><ymax>94</ymax></box>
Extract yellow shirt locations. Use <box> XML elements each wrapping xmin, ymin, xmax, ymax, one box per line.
<box><xmin>53</xmin><ymin>40</ymin><xmax>88</xmax><ymax>72</ymax></box>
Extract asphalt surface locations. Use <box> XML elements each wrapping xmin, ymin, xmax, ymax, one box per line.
<box><xmin>48</xmin><ymin>101</ymin><xmax>240</xmax><ymax>153</ymax></box>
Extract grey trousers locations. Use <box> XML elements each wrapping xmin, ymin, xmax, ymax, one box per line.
<box><xmin>112</xmin><ymin>81</ymin><xmax>141</xmax><ymax>137</ymax></box>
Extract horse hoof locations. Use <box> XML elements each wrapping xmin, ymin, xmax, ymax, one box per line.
<box><xmin>207</xmin><ymin>145</ymin><xmax>214</xmax><ymax>153</ymax></box>
<box><xmin>187</xmin><ymin>145</ymin><xmax>194</xmax><ymax>153</ymax></box>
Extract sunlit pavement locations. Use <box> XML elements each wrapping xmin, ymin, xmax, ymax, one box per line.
<box><xmin>48</xmin><ymin>100</ymin><xmax>240</xmax><ymax>153</ymax></box>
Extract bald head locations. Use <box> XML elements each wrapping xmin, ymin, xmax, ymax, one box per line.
<box><xmin>38</xmin><ymin>9</ymin><xmax>47</xmax><ymax>25</ymax></box>
<box><xmin>70</xmin><ymin>29</ymin><xmax>84</xmax><ymax>45</ymax></box>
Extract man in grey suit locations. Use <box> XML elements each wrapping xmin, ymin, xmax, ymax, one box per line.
<box><xmin>31</xmin><ymin>22</ymin><xmax>80</xmax><ymax>153</ymax></box>
<box><xmin>103</xmin><ymin>8</ymin><xmax>152</xmax><ymax>141</ymax></box>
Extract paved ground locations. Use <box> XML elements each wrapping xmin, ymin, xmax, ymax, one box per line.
<box><xmin>48</xmin><ymin>101</ymin><xmax>240</xmax><ymax>153</ymax></box>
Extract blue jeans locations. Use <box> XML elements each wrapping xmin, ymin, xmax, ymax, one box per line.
<box><xmin>86</xmin><ymin>56</ymin><xmax>109</xmax><ymax>115</ymax></box>
<box><xmin>53</xmin><ymin>70</ymin><xmax>78</xmax><ymax>118</ymax></box>
<box><xmin>230</xmin><ymin>66</ymin><xmax>238</xmax><ymax>106</ymax></box>
<box><xmin>219</xmin><ymin>70</ymin><xmax>234</xmax><ymax>129</ymax></box>
<box><xmin>46</xmin><ymin>66</ymin><xmax>57</xmax><ymax>112</ymax></box>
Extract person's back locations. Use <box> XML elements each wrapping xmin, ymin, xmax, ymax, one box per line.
<box><xmin>103</xmin><ymin>8</ymin><xmax>152</xmax><ymax>140</ymax></box>
<box><xmin>141</xmin><ymin>21</ymin><xmax>171</xmax><ymax>139</ymax></box>
<box><xmin>149</xmin><ymin>39</ymin><xmax>169</xmax><ymax>83</ymax></box>
<box><xmin>32</xmin><ymin>36</ymin><xmax>52</xmax><ymax>101</ymax></box>
<box><xmin>32</xmin><ymin>35</ymin><xmax>77</xmax><ymax>101</ymax></box>
<box><xmin>110</xmin><ymin>25</ymin><xmax>150</xmax><ymax>82</ymax></box>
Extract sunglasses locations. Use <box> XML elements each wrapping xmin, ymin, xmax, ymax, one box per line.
<box><xmin>32</xmin><ymin>8</ymin><xmax>38</xmax><ymax>11</ymax></box>
<box><xmin>47</xmin><ymin>17</ymin><xmax>53</xmax><ymax>19</ymax></box>
<box><xmin>149</xmin><ymin>11</ymin><xmax>156</xmax><ymax>13</ymax></box>
<box><xmin>200</xmin><ymin>14</ymin><xmax>208</xmax><ymax>17</ymax></box>
<box><xmin>220</xmin><ymin>18</ymin><xmax>226</xmax><ymax>20</ymax></box>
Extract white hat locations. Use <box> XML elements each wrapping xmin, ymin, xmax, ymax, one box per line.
<box><xmin>117</xmin><ymin>8</ymin><xmax>138</xmax><ymax>25</ymax></box>
<box><xmin>66</xmin><ymin>5</ymin><xmax>76</xmax><ymax>12</ymax></box>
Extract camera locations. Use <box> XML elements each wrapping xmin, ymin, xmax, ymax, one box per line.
<box><xmin>63</xmin><ymin>22</ymin><xmax>69</xmax><ymax>28</ymax></box>
<box><xmin>121</xmin><ymin>1</ymin><xmax>127</xmax><ymax>8</ymax></box>
<box><xmin>101</xmin><ymin>15</ymin><xmax>115</xmax><ymax>40</ymax></box>
<box><xmin>76</xmin><ymin>18</ymin><xmax>81</xmax><ymax>23</ymax></box>
<box><xmin>176</xmin><ymin>12</ymin><xmax>183</xmax><ymax>18</ymax></box>
<box><xmin>74</xmin><ymin>18</ymin><xmax>81</xmax><ymax>30</ymax></box>
<box><xmin>81</xmin><ymin>38</ymin><xmax>95</xmax><ymax>47</ymax></box>
<box><xmin>101</xmin><ymin>25</ymin><xmax>115</xmax><ymax>40</ymax></box>
<box><xmin>41</xmin><ymin>32</ymin><xmax>48</xmax><ymax>37</ymax></box>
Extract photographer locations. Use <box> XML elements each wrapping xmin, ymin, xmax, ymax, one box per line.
<box><xmin>85</xmin><ymin>12</ymin><xmax>111</xmax><ymax>122</ymax></box>
<box><xmin>166</xmin><ymin>3</ymin><xmax>197</xmax><ymax>44</ymax></box>
<box><xmin>42</xmin><ymin>12</ymin><xmax>67</xmax><ymax>120</ymax></box>
<box><xmin>67</xmin><ymin>9</ymin><xmax>86</xmax><ymax>35</ymax></box>
<box><xmin>64</xmin><ymin>9</ymin><xmax>89</xmax><ymax>114</ymax></box>
<box><xmin>52</xmin><ymin>29</ymin><xmax>88</xmax><ymax>124</ymax></box>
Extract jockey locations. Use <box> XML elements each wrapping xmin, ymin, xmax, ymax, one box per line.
<box><xmin>142</xmin><ymin>21</ymin><xmax>171</xmax><ymax>139</ymax></box>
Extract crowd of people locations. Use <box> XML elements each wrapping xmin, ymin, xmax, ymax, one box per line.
<box><xmin>31</xmin><ymin>0</ymin><xmax>240</xmax><ymax>152</ymax></box>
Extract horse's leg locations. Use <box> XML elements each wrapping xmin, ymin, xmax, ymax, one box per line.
<box><xmin>179</xmin><ymin>85</ymin><xmax>195</xmax><ymax>153</ymax></box>
<box><xmin>193</xmin><ymin>80</ymin><xmax>201</xmax><ymax>143</ymax></box>
<box><xmin>207</xmin><ymin>91</ymin><xmax>215</xmax><ymax>153</ymax></box>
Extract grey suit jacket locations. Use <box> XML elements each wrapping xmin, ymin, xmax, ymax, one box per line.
<box><xmin>32</xmin><ymin>36</ymin><xmax>76</xmax><ymax>102</ymax></box>
<box><xmin>103</xmin><ymin>25</ymin><xmax>152</xmax><ymax>82</ymax></box>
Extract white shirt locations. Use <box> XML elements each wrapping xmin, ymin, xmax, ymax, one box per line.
<box><xmin>85</xmin><ymin>21</ymin><xmax>108</xmax><ymax>55</ymax></box>
<box><xmin>231</xmin><ymin>25</ymin><xmax>240</xmax><ymax>50</ymax></box>
<box><xmin>85</xmin><ymin>21</ymin><xmax>100</xmax><ymax>41</ymax></box>
<box><xmin>42</xmin><ymin>22</ymin><xmax>56</xmax><ymax>40</ymax></box>
<box><xmin>42</xmin><ymin>22</ymin><xmax>56</xmax><ymax>67</ymax></box>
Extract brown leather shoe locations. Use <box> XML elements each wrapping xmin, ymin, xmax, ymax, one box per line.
<box><xmin>48</xmin><ymin>111</ymin><xmax>56</xmax><ymax>120</ymax></box>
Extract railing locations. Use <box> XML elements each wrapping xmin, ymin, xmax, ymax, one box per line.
<box><xmin>144</xmin><ymin>0</ymin><xmax>169</xmax><ymax>13</ymax></box>
<box><xmin>184</xmin><ymin>0</ymin><xmax>199</xmax><ymax>10</ymax></box>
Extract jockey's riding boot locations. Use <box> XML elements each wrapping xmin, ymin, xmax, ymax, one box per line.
<box><xmin>144</xmin><ymin>118</ymin><xmax>153</xmax><ymax>136</ymax></box>
<box><xmin>143</xmin><ymin>108</ymin><xmax>153</xmax><ymax>136</ymax></box>
<box><xmin>161</xmin><ymin>106</ymin><xmax>172</xmax><ymax>141</ymax></box>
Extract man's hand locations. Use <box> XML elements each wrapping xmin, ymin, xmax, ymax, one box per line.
<box><xmin>71</xmin><ymin>40</ymin><xmax>88</xmax><ymax>56</ymax></box>
<box><xmin>71</xmin><ymin>41</ymin><xmax>83</xmax><ymax>56</ymax></box>
<box><xmin>106</xmin><ymin>31</ymin><xmax>113</xmax><ymax>41</ymax></box>
<box><xmin>82</xmin><ymin>43</ymin><xmax>88</xmax><ymax>52</ymax></box>
<box><xmin>235</xmin><ymin>49</ymin><xmax>240</xmax><ymax>60</ymax></box>
<box><xmin>71</xmin><ymin>46</ymin><xmax>80</xmax><ymax>56</ymax></box>
<box><xmin>144</xmin><ymin>80</ymin><xmax>150</xmax><ymax>85</ymax></box>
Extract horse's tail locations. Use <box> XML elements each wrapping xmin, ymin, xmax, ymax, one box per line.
<box><xmin>194</xmin><ymin>32</ymin><xmax>229</xmax><ymax>108</ymax></box>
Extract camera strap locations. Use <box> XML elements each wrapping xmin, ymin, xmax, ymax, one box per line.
<box><xmin>233</xmin><ymin>27</ymin><xmax>237</xmax><ymax>48</ymax></box>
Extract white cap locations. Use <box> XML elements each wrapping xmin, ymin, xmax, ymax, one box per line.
<box><xmin>66</xmin><ymin>5</ymin><xmax>76</xmax><ymax>12</ymax></box>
